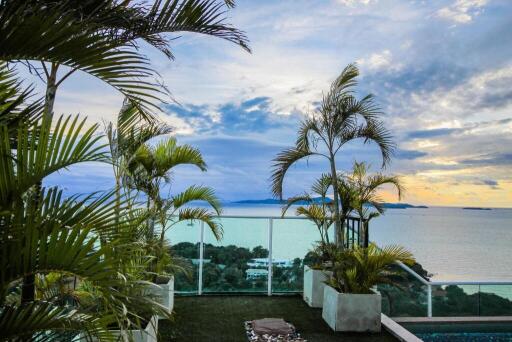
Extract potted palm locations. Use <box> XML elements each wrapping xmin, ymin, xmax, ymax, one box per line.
<box><xmin>124</xmin><ymin>135</ymin><xmax>223</xmax><ymax>314</ymax></box>
<box><xmin>322</xmin><ymin>244</ymin><xmax>415</xmax><ymax>332</ymax></box>
<box><xmin>282</xmin><ymin>175</ymin><xmax>337</xmax><ymax>308</ymax></box>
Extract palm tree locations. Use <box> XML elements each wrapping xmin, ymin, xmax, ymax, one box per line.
<box><xmin>106</xmin><ymin>99</ymin><xmax>173</xmax><ymax>217</ymax></box>
<box><xmin>326</xmin><ymin>243</ymin><xmax>415</xmax><ymax>294</ymax></box>
<box><xmin>344</xmin><ymin>161</ymin><xmax>404</xmax><ymax>246</ymax></box>
<box><xmin>124</xmin><ymin>136</ymin><xmax>222</xmax><ymax>279</ymax></box>
<box><xmin>0</xmin><ymin>0</ymin><xmax>250</xmax><ymax>118</ymax></box>
<box><xmin>271</xmin><ymin>64</ymin><xmax>395</xmax><ymax>248</ymax></box>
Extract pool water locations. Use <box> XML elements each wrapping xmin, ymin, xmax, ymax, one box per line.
<box><xmin>403</xmin><ymin>322</ymin><xmax>512</xmax><ymax>342</ymax></box>
<box><xmin>417</xmin><ymin>332</ymin><xmax>512</xmax><ymax>341</ymax></box>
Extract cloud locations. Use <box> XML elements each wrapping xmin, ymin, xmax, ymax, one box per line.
<box><xmin>460</xmin><ymin>153</ymin><xmax>512</xmax><ymax>167</ymax></box>
<box><xmin>468</xmin><ymin>178</ymin><xmax>500</xmax><ymax>190</ymax></box>
<box><xmin>357</xmin><ymin>50</ymin><xmax>401</xmax><ymax>72</ymax></box>
<box><xmin>165</xmin><ymin>96</ymin><xmax>301</xmax><ymax>136</ymax></box>
<box><xmin>407</xmin><ymin>128</ymin><xmax>460</xmax><ymax>140</ymax></box>
<box><xmin>437</xmin><ymin>0</ymin><xmax>488</xmax><ymax>24</ymax></box>
<box><xmin>336</xmin><ymin>0</ymin><xmax>375</xmax><ymax>7</ymax></box>
<box><xmin>395</xmin><ymin>149</ymin><xmax>428</xmax><ymax>160</ymax></box>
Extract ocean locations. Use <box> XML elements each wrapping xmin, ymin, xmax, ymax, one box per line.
<box><xmin>167</xmin><ymin>204</ymin><xmax>512</xmax><ymax>282</ymax></box>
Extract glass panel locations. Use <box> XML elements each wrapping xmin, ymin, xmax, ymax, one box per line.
<box><xmin>379</xmin><ymin>264</ymin><xmax>428</xmax><ymax>317</ymax></box>
<box><xmin>167</xmin><ymin>219</ymin><xmax>201</xmax><ymax>294</ymax></box>
<box><xmin>203</xmin><ymin>217</ymin><xmax>269</xmax><ymax>293</ymax></box>
<box><xmin>271</xmin><ymin>218</ymin><xmax>318</xmax><ymax>293</ymax></box>
<box><xmin>432</xmin><ymin>285</ymin><xmax>479</xmax><ymax>316</ymax></box>
<box><xmin>479</xmin><ymin>285</ymin><xmax>512</xmax><ymax>315</ymax></box>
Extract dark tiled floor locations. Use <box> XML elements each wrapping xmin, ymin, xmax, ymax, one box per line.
<box><xmin>159</xmin><ymin>295</ymin><xmax>397</xmax><ymax>342</ymax></box>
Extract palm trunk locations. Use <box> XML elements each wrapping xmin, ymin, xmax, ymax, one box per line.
<box><xmin>329</xmin><ymin>156</ymin><xmax>343</xmax><ymax>249</ymax></box>
<box><xmin>21</xmin><ymin>274</ymin><xmax>35</xmax><ymax>304</ymax></box>
<box><xmin>22</xmin><ymin>64</ymin><xmax>59</xmax><ymax>304</ymax></box>
<box><xmin>44</xmin><ymin>63</ymin><xmax>58</xmax><ymax>120</ymax></box>
<box><xmin>147</xmin><ymin>197</ymin><xmax>155</xmax><ymax>238</ymax></box>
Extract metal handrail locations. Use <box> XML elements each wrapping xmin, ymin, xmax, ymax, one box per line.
<box><xmin>393</xmin><ymin>259</ymin><xmax>512</xmax><ymax>318</ymax></box>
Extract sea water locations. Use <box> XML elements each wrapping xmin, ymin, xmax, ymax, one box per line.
<box><xmin>167</xmin><ymin>204</ymin><xmax>512</xmax><ymax>282</ymax></box>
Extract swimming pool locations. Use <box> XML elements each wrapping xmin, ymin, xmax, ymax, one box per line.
<box><xmin>402</xmin><ymin>321</ymin><xmax>512</xmax><ymax>342</ymax></box>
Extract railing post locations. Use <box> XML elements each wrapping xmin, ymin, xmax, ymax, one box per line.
<box><xmin>478</xmin><ymin>284</ymin><xmax>481</xmax><ymax>316</ymax></box>
<box><xmin>427</xmin><ymin>284</ymin><xmax>432</xmax><ymax>317</ymax></box>
<box><xmin>198</xmin><ymin>221</ymin><xmax>205</xmax><ymax>295</ymax></box>
<box><xmin>267</xmin><ymin>218</ymin><xmax>273</xmax><ymax>296</ymax></box>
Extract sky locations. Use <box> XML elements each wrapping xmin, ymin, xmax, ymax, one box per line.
<box><xmin>41</xmin><ymin>0</ymin><xmax>512</xmax><ymax>207</ymax></box>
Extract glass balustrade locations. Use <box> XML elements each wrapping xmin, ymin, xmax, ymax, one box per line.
<box><xmin>379</xmin><ymin>264</ymin><xmax>429</xmax><ymax>317</ymax></box>
<box><xmin>167</xmin><ymin>215</ymin><xmax>512</xmax><ymax>318</ymax></box>
<box><xmin>166</xmin><ymin>216</ymin><xmax>346</xmax><ymax>294</ymax></box>
<box><xmin>431</xmin><ymin>285</ymin><xmax>480</xmax><ymax>316</ymax></box>
<box><xmin>479</xmin><ymin>284</ymin><xmax>512</xmax><ymax>315</ymax></box>
<box><xmin>168</xmin><ymin>219</ymin><xmax>201</xmax><ymax>294</ymax></box>
<box><xmin>203</xmin><ymin>217</ymin><xmax>269</xmax><ymax>293</ymax></box>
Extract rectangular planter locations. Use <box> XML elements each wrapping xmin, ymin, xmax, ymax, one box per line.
<box><xmin>150</xmin><ymin>276</ymin><xmax>174</xmax><ymax>317</ymax></box>
<box><xmin>322</xmin><ymin>285</ymin><xmax>381</xmax><ymax>332</ymax></box>
<box><xmin>78</xmin><ymin>315</ymin><xmax>158</xmax><ymax>342</ymax></box>
<box><xmin>303</xmin><ymin>265</ymin><xmax>331</xmax><ymax>308</ymax></box>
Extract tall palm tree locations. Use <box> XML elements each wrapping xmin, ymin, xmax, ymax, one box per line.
<box><xmin>271</xmin><ymin>64</ymin><xmax>395</xmax><ymax>248</ymax></box>
<box><xmin>0</xmin><ymin>0</ymin><xmax>250</xmax><ymax>118</ymax></box>
<box><xmin>344</xmin><ymin>161</ymin><xmax>403</xmax><ymax>246</ymax></box>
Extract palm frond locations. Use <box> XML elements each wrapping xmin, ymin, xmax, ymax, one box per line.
<box><xmin>0</xmin><ymin>1</ymin><xmax>166</xmax><ymax>109</ymax></box>
<box><xmin>153</xmin><ymin>137</ymin><xmax>207</xmax><ymax>175</ymax></box>
<box><xmin>171</xmin><ymin>185</ymin><xmax>222</xmax><ymax>214</ymax></box>
<box><xmin>0</xmin><ymin>63</ymin><xmax>42</xmax><ymax>141</ymax></box>
<box><xmin>0</xmin><ymin>301</ymin><xmax>112</xmax><ymax>342</ymax></box>
<box><xmin>177</xmin><ymin>207</ymin><xmax>223</xmax><ymax>240</ymax></box>
<box><xmin>270</xmin><ymin>147</ymin><xmax>315</xmax><ymax>199</ymax></box>
<box><xmin>142</xmin><ymin>0</ymin><xmax>251</xmax><ymax>58</ymax></box>
<box><xmin>281</xmin><ymin>194</ymin><xmax>312</xmax><ymax>217</ymax></box>
<box><xmin>0</xmin><ymin>115</ymin><xmax>108</xmax><ymax>208</ymax></box>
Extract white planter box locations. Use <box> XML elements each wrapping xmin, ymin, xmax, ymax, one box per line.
<box><xmin>322</xmin><ymin>285</ymin><xmax>381</xmax><ymax>332</ymax></box>
<box><xmin>151</xmin><ymin>276</ymin><xmax>174</xmax><ymax>316</ymax></box>
<box><xmin>303</xmin><ymin>265</ymin><xmax>331</xmax><ymax>308</ymax></box>
<box><xmin>78</xmin><ymin>315</ymin><xmax>158</xmax><ymax>342</ymax></box>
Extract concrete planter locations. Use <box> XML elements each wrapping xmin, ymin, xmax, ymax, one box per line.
<box><xmin>303</xmin><ymin>265</ymin><xmax>331</xmax><ymax>308</ymax></box>
<box><xmin>151</xmin><ymin>276</ymin><xmax>174</xmax><ymax>314</ymax></box>
<box><xmin>78</xmin><ymin>315</ymin><xmax>158</xmax><ymax>342</ymax></box>
<box><xmin>322</xmin><ymin>285</ymin><xmax>381</xmax><ymax>332</ymax></box>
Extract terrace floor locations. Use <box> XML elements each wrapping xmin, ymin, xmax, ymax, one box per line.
<box><xmin>159</xmin><ymin>295</ymin><xmax>398</xmax><ymax>342</ymax></box>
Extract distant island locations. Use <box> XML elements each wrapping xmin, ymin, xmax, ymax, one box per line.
<box><xmin>232</xmin><ymin>198</ymin><xmax>428</xmax><ymax>209</ymax></box>
<box><xmin>462</xmin><ymin>207</ymin><xmax>492</xmax><ymax>211</ymax></box>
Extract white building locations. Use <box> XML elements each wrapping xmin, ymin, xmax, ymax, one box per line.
<box><xmin>246</xmin><ymin>258</ymin><xmax>293</xmax><ymax>268</ymax></box>
<box><xmin>246</xmin><ymin>268</ymin><xmax>268</xmax><ymax>280</ymax></box>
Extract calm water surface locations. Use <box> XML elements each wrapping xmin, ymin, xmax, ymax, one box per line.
<box><xmin>167</xmin><ymin>204</ymin><xmax>512</xmax><ymax>282</ymax></box>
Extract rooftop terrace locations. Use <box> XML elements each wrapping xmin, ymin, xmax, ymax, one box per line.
<box><xmin>159</xmin><ymin>295</ymin><xmax>398</xmax><ymax>342</ymax></box>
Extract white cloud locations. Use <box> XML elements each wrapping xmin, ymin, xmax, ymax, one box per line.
<box><xmin>437</xmin><ymin>0</ymin><xmax>488</xmax><ymax>24</ymax></box>
<box><xmin>336</xmin><ymin>0</ymin><xmax>375</xmax><ymax>6</ymax></box>
<box><xmin>408</xmin><ymin>64</ymin><xmax>512</xmax><ymax>121</ymax></box>
<box><xmin>357</xmin><ymin>50</ymin><xmax>401</xmax><ymax>72</ymax></box>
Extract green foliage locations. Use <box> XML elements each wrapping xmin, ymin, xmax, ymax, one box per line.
<box><xmin>0</xmin><ymin>0</ymin><xmax>250</xmax><ymax>111</ymax></box>
<box><xmin>124</xmin><ymin>135</ymin><xmax>223</xmax><ymax>245</ymax></box>
<box><xmin>326</xmin><ymin>243</ymin><xmax>415</xmax><ymax>294</ymax></box>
